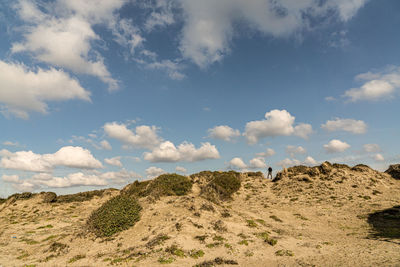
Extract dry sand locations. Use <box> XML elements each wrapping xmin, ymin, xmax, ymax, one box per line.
<box><xmin>1</xmin><ymin>163</ymin><xmax>400</xmax><ymax>267</ymax></box>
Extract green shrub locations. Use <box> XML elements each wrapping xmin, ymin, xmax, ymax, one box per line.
<box><xmin>122</xmin><ymin>180</ymin><xmax>151</xmax><ymax>198</ymax></box>
<box><xmin>146</xmin><ymin>174</ymin><xmax>192</xmax><ymax>197</ymax></box>
<box><xmin>8</xmin><ymin>192</ymin><xmax>35</xmax><ymax>201</ymax></box>
<box><xmin>87</xmin><ymin>195</ymin><xmax>142</xmax><ymax>237</ymax></box>
<box><xmin>57</xmin><ymin>189</ymin><xmax>113</xmax><ymax>203</ymax></box>
<box><xmin>42</xmin><ymin>192</ymin><xmax>57</xmax><ymax>203</ymax></box>
<box><xmin>207</xmin><ymin>172</ymin><xmax>241</xmax><ymax>200</ymax></box>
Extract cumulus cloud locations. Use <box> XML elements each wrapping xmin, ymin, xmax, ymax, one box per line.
<box><xmin>363</xmin><ymin>144</ymin><xmax>381</xmax><ymax>153</ymax></box>
<box><xmin>146</xmin><ymin>166</ymin><xmax>166</xmax><ymax>179</ymax></box>
<box><xmin>104</xmin><ymin>156</ymin><xmax>123</xmax><ymax>167</ymax></box>
<box><xmin>11</xmin><ymin>0</ymin><xmax>124</xmax><ymax>90</ymax></box>
<box><xmin>304</xmin><ymin>156</ymin><xmax>318</xmax><ymax>166</ymax></box>
<box><xmin>143</xmin><ymin>141</ymin><xmax>220</xmax><ymax>162</ymax></box>
<box><xmin>373</xmin><ymin>153</ymin><xmax>384</xmax><ymax>162</ymax></box>
<box><xmin>0</xmin><ymin>146</ymin><xmax>103</xmax><ymax>172</ymax></box>
<box><xmin>256</xmin><ymin>148</ymin><xmax>276</xmax><ymax>158</ymax></box>
<box><xmin>249</xmin><ymin>157</ymin><xmax>267</xmax><ymax>169</ymax></box>
<box><xmin>276</xmin><ymin>158</ymin><xmax>301</xmax><ymax>168</ymax></box>
<box><xmin>285</xmin><ymin>145</ymin><xmax>306</xmax><ymax>158</ymax></box>
<box><xmin>0</xmin><ymin>60</ymin><xmax>90</xmax><ymax>119</ymax></box>
<box><xmin>104</xmin><ymin>122</ymin><xmax>162</xmax><ymax>150</ymax></box>
<box><xmin>208</xmin><ymin>125</ymin><xmax>240</xmax><ymax>142</ymax></box>
<box><xmin>244</xmin><ymin>109</ymin><xmax>312</xmax><ymax>144</ymax></box>
<box><xmin>176</xmin><ymin>0</ymin><xmax>367</xmax><ymax>68</ymax></box>
<box><xmin>294</xmin><ymin>123</ymin><xmax>313</xmax><ymax>139</ymax></box>
<box><xmin>100</xmin><ymin>140</ymin><xmax>112</xmax><ymax>150</ymax></box>
<box><xmin>228</xmin><ymin>157</ymin><xmax>266</xmax><ymax>170</ymax></box>
<box><xmin>175</xmin><ymin>166</ymin><xmax>187</xmax><ymax>173</ymax></box>
<box><xmin>5</xmin><ymin>169</ymin><xmax>140</xmax><ymax>191</ymax></box>
<box><xmin>344</xmin><ymin>66</ymin><xmax>400</xmax><ymax>102</ymax></box>
<box><xmin>228</xmin><ymin>157</ymin><xmax>247</xmax><ymax>170</ymax></box>
<box><xmin>321</xmin><ymin>118</ymin><xmax>367</xmax><ymax>134</ymax></box>
<box><xmin>2</xmin><ymin>174</ymin><xmax>20</xmax><ymax>183</ymax></box>
<box><xmin>323</xmin><ymin>139</ymin><xmax>350</xmax><ymax>153</ymax></box>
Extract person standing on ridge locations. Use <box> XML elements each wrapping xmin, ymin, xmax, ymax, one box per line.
<box><xmin>267</xmin><ymin>166</ymin><xmax>273</xmax><ymax>179</ymax></box>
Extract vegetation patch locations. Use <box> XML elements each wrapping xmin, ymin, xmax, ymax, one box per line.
<box><xmin>246</xmin><ymin>220</ymin><xmax>257</xmax><ymax>228</ymax></box>
<box><xmin>189</xmin><ymin>249</ymin><xmax>205</xmax><ymax>259</ymax></box>
<box><xmin>42</xmin><ymin>192</ymin><xmax>57</xmax><ymax>203</ymax></box>
<box><xmin>158</xmin><ymin>256</ymin><xmax>175</xmax><ymax>264</ymax></box>
<box><xmin>146</xmin><ymin>174</ymin><xmax>192</xmax><ymax>197</ymax></box>
<box><xmin>48</xmin><ymin>242</ymin><xmax>69</xmax><ymax>254</ymax></box>
<box><xmin>270</xmin><ymin>215</ymin><xmax>283</xmax><ymax>222</ymax></box>
<box><xmin>0</xmin><ymin>198</ymin><xmax>6</xmax><ymax>204</ymax></box>
<box><xmin>57</xmin><ymin>189</ymin><xmax>112</xmax><ymax>203</ymax></box>
<box><xmin>68</xmin><ymin>254</ymin><xmax>86</xmax><ymax>263</ymax></box>
<box><xmin>87</xmin><ymin>194</ymin><xmax>142</xmax><ymax>237</ymax></box>
<box><xmin>194</xmin><ymin>257</ymin><xmax>238</xmax><ymax>266</ymax></box>
<box><xmin>165</xmin><ymin>244</ymin><xmax>186</xmax><ymax>258</ymax></box>
<box><xmin>255</xmin><ymin>232</ymin><xmax>277</xmax><ymax>246</ymax></box>
<box><xmin>275</xmin><ymin>249</ymin><xmax>294</xmax><ymax>256</ymax></box>
<box><xmin>203</xmin><ymin>172</ymin><xmax>241</xmax><ymax>201</ymax></box>
<box><xmin>146</xmin><ymin>234</ymin><xmax>170</xmax><ymax>248</ymax></box>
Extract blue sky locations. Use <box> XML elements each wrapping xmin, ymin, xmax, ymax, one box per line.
<box><xmin>1</xmin><ymin>0</ymin><xmax>399</xmax><ymax>197</ymax></box>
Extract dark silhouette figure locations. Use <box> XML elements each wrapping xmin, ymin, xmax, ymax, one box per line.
<box><xmin>267</xmin><ymin>167</ymin><xmax>273</xmax><ymax>179</ymax></box>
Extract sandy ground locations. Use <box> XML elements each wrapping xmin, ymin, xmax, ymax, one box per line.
<box><xmin>1</xmin><ymin>165</ymin><xmax>400</xmax><ymax>267</ymax></box>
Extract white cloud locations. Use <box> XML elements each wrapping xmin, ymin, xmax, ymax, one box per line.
<box><xmin>208</xmin><ymin>125</ymin><xmax>240</xmax><ymax>142</ymax></box>
<box><xmin>363</xmin><ymin>144</ymin><xmax>381</xmax><ymax>153</ymax></box>
<box><xmin>244</xmin><ymin>109</ymin><xmax>311</xmax><ymax>144</ymax></box>
<box><xmin>11</xmin><ymin>0</ymin><xmax>126</xmax><ymax>90</ymax></box>
<box><xmin>0</xmin><ymin>146</ymin><xmax>103</xmax><ymax>172</ymax></box>
<box><xmin>5</xmin><ymin>168</ymin><xmax>140</xmax><ymax>191</ymax></box>
<box><xmin>0</xmin><ymin>60</ymin><xmax>90</xmax><ymax>119</ymax></box>
<box><xmin>373</xmin><ymin>153</ymin><xmax>384</xmax><ymax>162</ymax></box>
<box><xmin>104</xmin><ymin>122</ymin><xmax>162</xmax><ymax>150</ymax></box>
<box><xmin>144</xmin><ymin>59</ymin><xmax>185</xmax><ymax>80</ymax></box>
<box><xmin>143</xmin><ymin>141</ymin><xmax>220</xmax><ymax>162</ymax></box>
<box><xmin>176</xmin><ymin>0</ymin><xmax>367</xmax><ymax>68</ymax></box>
<box><xmin>276</xmin><ymin>158</ymin><xmax>301</xmax><ymax>168</ymax></box>
<box><xmin>144</xmin><ymin>0</ymin><xmax>175</xmax><ymax>31</ymax></box>
<box><xmin>323</xmin><ymin>139</ymin><xmax>350</xmax><ymax>153</ymax></box>
<box><xmin>321</xmin><ymin>118</ymin><xmax>367</xmax><ymax>134</ymax></box>
<box><xmin>146</xmin><ymin>166</ymin><xmax>166</xmax><ymax>179</ymax></box>
<box><xmin>100</xmin><ymin>140</ymin><xmax>112</xmax><ymax>150</ymax></box>
<box><xmin>249</xmin><ymin>157</ymin><xmax>267</xmax><ymax>169</ymax></box>
<box><xmin>294</xmin><ymin>123</ymin><xmax>313</xmax><ymax>139</ymax></box>
<box><xmin>256</xmin><ymin>148</ymin><xmax>276</xmax><ymax>158</ymax></box>
<box><xmin>2</xmin><ymin>174</ymin><xmax>20</xmax><ymax>183</ymax></box>
<box><xmin>228</xmin><ymin>157</ymin><xmax>247</xmax><ymax>170</ymax></box>
<box><xmin>285</xmin><ymin>145</ymin><xmax>306</xmax><ymax>158</ymax></box>
<box><xmin>175</xmin><ymin>166</ymin><xmax>187</xmax><ymax>173</ymax></box>
<box><xmin>33</xmin><ymin>172</ymin><xmax>108</xmax><ymax>188</ymax></box>
<box><xmin>344</xmin><ymin>66</ymin><xmax>400</xmax><ymax>102</ymax></box>
<box><xmin>104</xmin><ymin>156</ymin><xmax>123</xmax><ymax>167</ymax></box>
<box><xmin>304</xmin><ymin>156</ymin><xmax>318</xmax><ymax>166</ymax></box>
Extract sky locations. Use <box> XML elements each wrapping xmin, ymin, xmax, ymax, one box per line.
<box><xmin>1</xmin><ymin>0</ymin><xmax>400</xmax><ymax>198</ymax></box>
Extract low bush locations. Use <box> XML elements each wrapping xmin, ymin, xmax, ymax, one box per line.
<box><xmin>42</xmin><ymin>192</ymin><xmax>57</xmax><ymax>203</ymax></box>
<box><xmin>146</xmin><ymin>174</ymin><xmax>192</xmax><ymax>197</ymax></box>
<box><xmin>57</xmin><ymin>189</ymin><xmax>113</xmax><ymax>203</ymax></box>
<box><xmin>121</xmin><ymin>180</ymin><xmax>151</xmax><ymax>198</ymax></box>
<box><xmin>87</xmin><ymin>195</ymin><xmax>142</xmax><ymax>237</ymax></box>
<box><xmin>203</xmin><ymin>172</ymin><xmax>241</xmax><ymax>201</ymax></box>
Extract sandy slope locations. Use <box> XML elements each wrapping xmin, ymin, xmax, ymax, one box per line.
<box><xmin>1</xmin><ymin>163</ymin><xmax>400</xmax><ymax>267</ymax></box>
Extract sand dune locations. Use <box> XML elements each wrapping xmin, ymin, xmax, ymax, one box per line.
<box><xmin>1</xmin><ymin>162</ymin><xmax>400</xmax><ymax>266</ymax></box>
